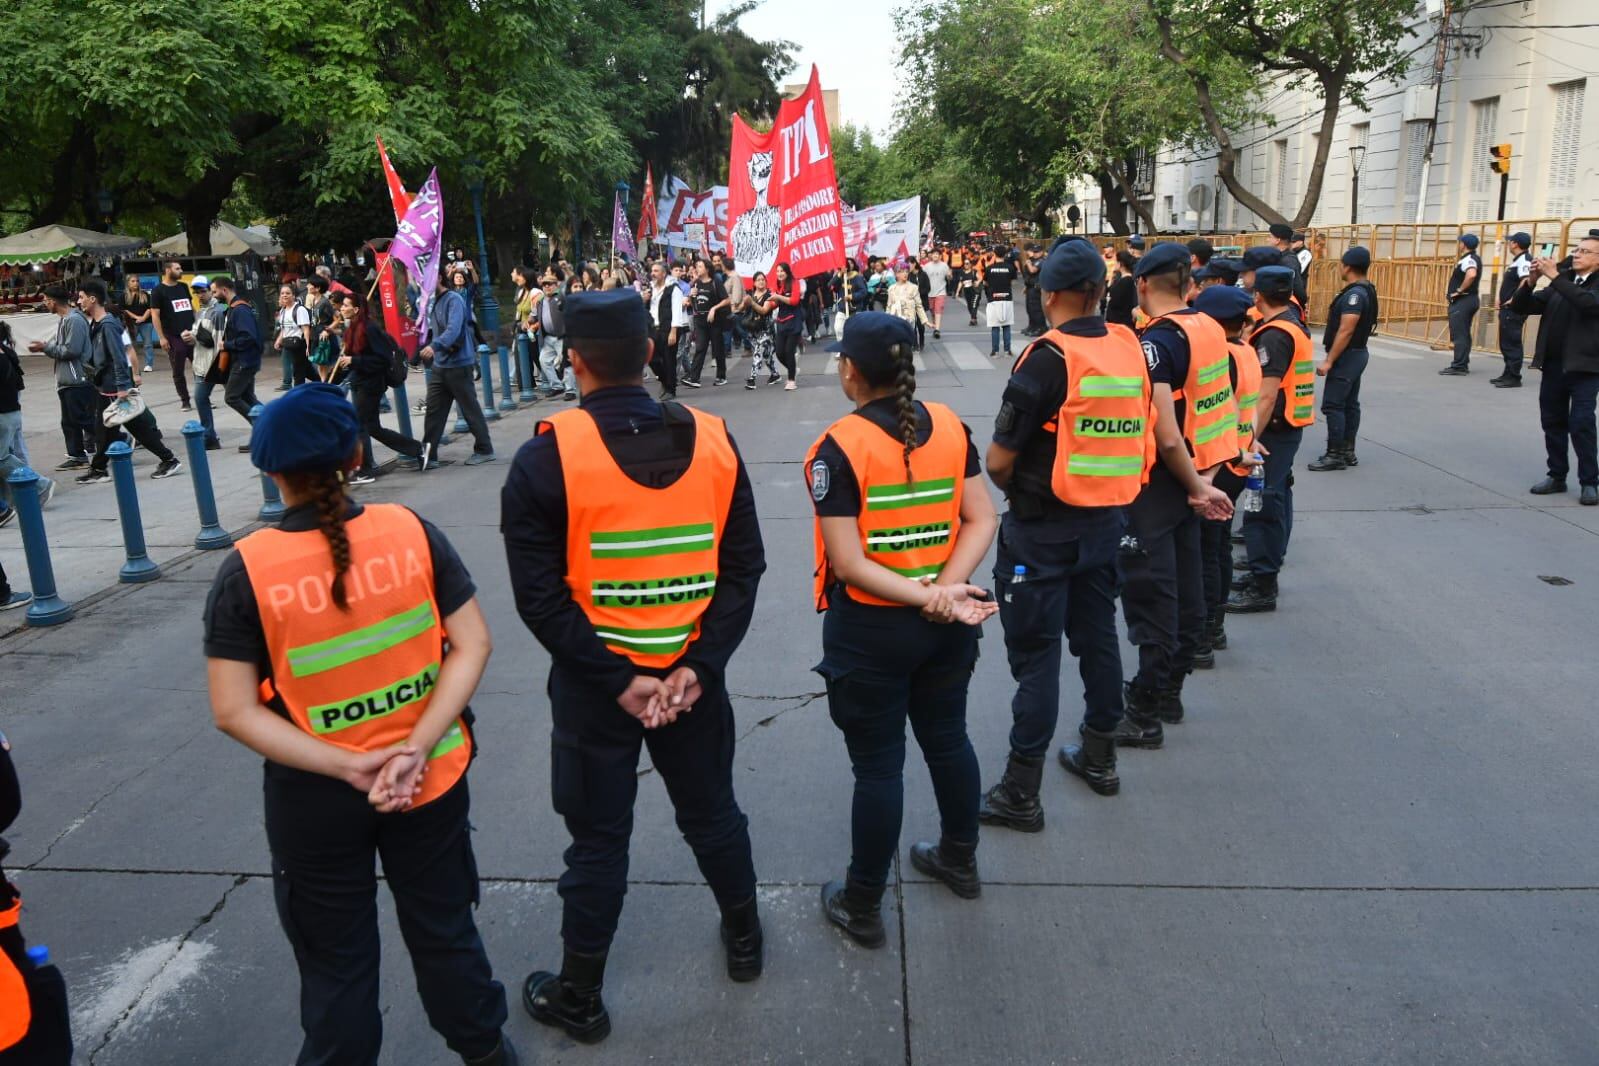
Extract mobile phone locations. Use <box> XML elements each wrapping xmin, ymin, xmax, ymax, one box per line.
<box><xmin>1540</xmin><ymin>243</ymin><xmax>1555</xmax><ymax>259</ymax></box>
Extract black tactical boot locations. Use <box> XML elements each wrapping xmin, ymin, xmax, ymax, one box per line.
<box><xmin>1059</xmin><ymin>725</ymin><xmax>1120</xmax><ymax>795</ymax></box>
<box><xmin>1208</xmin><ymin>611</ymin><xmax>1228</xmax><ymax>651</ymax></box>
<box><xmin>463</xmin><ymin>1035</ymin><xmax>520</xmax><ymax>1066</ymax></box>
<box><xmin>1342</xmin><ymin>442</ymin><xmax>1358</xmax><ymax>467</ymax></box>
<box><xmin>909</xmin><ymin>836</ymin><xmax>981</xmax><ymax>899</ymax></box>
<box><xmin>1230</xmin><ymin>571</ymin><xmax>1253</xmax><ymax>591</ymax></box>
<box><xmin>524</xmin><ymin>948</ymin><xmax>611</xmax><ymax>1044</ymax></box>
<box><xmin>1307</xmin><ymin>441</ymin><xmax>1348</xmax><ymax>471</ymax></box>
<box><xmin>719</xmin><ymin>896</ymin><xmax>764</xmax><ymax>982</ymax></box>
<box><xmin>1109</xmin><ymin>682</ymin><xmax>1164</xmax><ymax>749</ymax></box>
<box><xmin>977</xmin><ymin>751</ymin><xmax>1046</xmax><ymax>832</ymax></box>
<box><xmin>821</xmin><ymin>877</ymin><xmax>887</xmax><ymax>948</ymax></box>
<box><xmin>1227</xmin><ymin>573</ymin><xmax>1278</xmax><ymax>613</ymax></box>
<box><xmin>1155</xmin><ymin>674</ymin><xmax>1185</xmax><ymax>725</ymax></box>
<box><xmin>1192</xmin><ymin>630</ymin><xmax>1215</xmax><ymax>669</ymax></box>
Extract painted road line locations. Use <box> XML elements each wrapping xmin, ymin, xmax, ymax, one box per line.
<box><xmin>942</xmin><ymin>340</ymin><xmax>994</xmax><ymax>370</ymax></box>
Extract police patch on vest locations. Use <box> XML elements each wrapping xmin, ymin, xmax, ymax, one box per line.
<box><xmin>1073</xmin><ymin>415</ymin><xmax>1144</xmax><ymax>438</ymax></box>
<box><xmin>592</xmin><ymin>572</ymin><xmax>717</xmax><ymax>608</ymax></box>
<box><xmin>866</xmin><ymin>522</ymin><xmax>952</xmax><ymax>552</ymax></box>
<box><xmin>308</xmin><ymin>663</ymin><xmax>439</xmax><ymax>734</ymax></box>
<box><xmin>810</xmin><ymin>459</ymin><xmax>830</xmax><ymax>502</ymax></box>
<box><xmin>1194</xmin><ymin>386</ymin><xmax>1233</xmax><ymax>413</ymax></box>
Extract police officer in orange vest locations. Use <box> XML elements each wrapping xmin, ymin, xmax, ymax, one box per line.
<box><xmin>1229</xmin><ymin>266</ymin><xmax>1315</xmax><ymax>613</ymax></box>
<box><xmin>501</xmin><ymin>289</ymin><xmax>765</xmax><ymax>1043</ymax></box>
<box><xmin>1118</xmin><ymin>243</ymin><xmax>1235</xmax><ymax>735</ymax></box>
<box><xmin>203</xmin><ymin>384</ymin><xmax>517</xmax><ymax>1066</ymax></box>
<box><xmin>1189</xmin><ymin>285</ymin><xmax>1262</xmax><ymax>667</ymax></box>
<box><xmin>804</xmin><ymin>312</ymin><xmax>999</xmax><ymax>945</ymax></box>
<box><xmin>978</xmin><ymin>238</ymin><xmax>1155</xmax><ymax>826</ymax></box>
<box><xmin>1</xmin><ymin>731</ymin><xmax>72</xmax><ymax>1065</ymax></box>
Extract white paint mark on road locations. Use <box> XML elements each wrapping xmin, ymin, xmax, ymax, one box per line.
<box><xmin>942</xmin><ymin>340</ymin><xmax>994</xmax><ymax>370</ymax></box>
<box><xmin>74</xmin><ymin>937</ymin><xmax>217</xmax><ymax>1055</ymax></box>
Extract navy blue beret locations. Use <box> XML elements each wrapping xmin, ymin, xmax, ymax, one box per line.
<box><xmin>564</xmin><ymin>289</ymin><xmax>650</xmax><ymax>341</ymax></box>
<box><xmin>1254</xmin><ymin>265</ymin><xmax>1295</xmax><ymax>300</ymax></box>
<box><xmin>826</xmin><ymin>311</ymin><xmax>917</xmax><ymax>378</ymax></box>
<box><xmin>1133</xmin><ymin>242</ymin><xmax>1189</xmax><ymax>279</ymax></box>
<box><xmin>1040</xmin><ymin>239</ymin><xmax>1105</xmax><ymax>291</ymax></box>
<box><xmin>1509</xmin><ymin>232</ymin><xmax>1532</xmax><ymax>248</ymax></box>
<box><xmin>1341</xmin><ymin>246</ymin><xmax>1371</xmax><ymax>270</ymax></box>
<box><xmin>1196</xmin><ymin>258</ymin><xmax>1241</xmax><ymax>285</ymax></box>
<box><xmin>1128</xmin><ymin>235</ymin><xmax>1145</xmax><ymax>249</ymax></box>
<box><xmin>251</xmin><ymin>383</ymin><xmax>360</xmax><ymax>474</ymax></box>
<box><xmin>1193</xmin><ymin>285</ymin><xmax>1255</xmax><ymax>321</ymax></box>
<box><xmin>1241</xmin><ymin>246</ymin><xmax>1281</xmax><ymax>270</ymax></box>
<box><xmin>1458</xmin><ymin>233</ymin><xmax>1479</xmax><ymax>250</ymax></box>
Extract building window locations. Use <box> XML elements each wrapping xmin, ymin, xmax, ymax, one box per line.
<box><xmin>1546</xmin><ymin>80</ymin><xmax>1585</xmax><ymax>217</ymax></box>
<box><xmin>1164</xmin><ymin>195</ymin><xmax>1175</xmax><ymax>228</ymax></box>
<box><xmin>1216</xmin><ymin>183</ymin><xmax>1230</xmax><ymax>229</ymax></box>
<box><xmin>1467</xmin><ymin>97</ymin><xmax>1499</xmax><ymax>220</ymax></box>
<box><xmin>1401</xmin><ymin>120</ymin><xmax>1430</xmax><ymax>220</ymax></box>
<box><xmin>1272</xmin><ymin>139</ymin><xmax>1289</xmax><ymax>214</ymax></box>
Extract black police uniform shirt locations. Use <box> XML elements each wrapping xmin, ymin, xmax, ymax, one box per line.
<box><xmin>202</xmin><ymin>503</ymin><xmax>477</xmax><ymax>765</ymax></box>
<box><xmin>1450</xmin><ymin>251</ymin><xmax>1482</xmax><ymax>297</ymax></box>
<box><xmin>984</xmin><ymin>261</ymin><xmax>1016</xmax><ymax>301</ymax></box>
<box><xmin>1253</xmin><ymin>309</ymin><xmax>1302</xmax><ymax>428</ymax></box>
<box><xmin>991</xmin><ymin>317</ymin><xmax>1127</xmax><ymax>536</ymax></box>
<box><xmin>501</xmin><ymin>385</ymin><xmax>765</xmax><ymax>700</ymax></box>
<box><xmin>1499</xmin><ymin>252</ymin><xmax>1531</xmax><ymax>306</ymax></box>
<box><xmin>1323</xmin><ymin>281</ymin><xmax>1377</xmax><ymax>352</ymax></box>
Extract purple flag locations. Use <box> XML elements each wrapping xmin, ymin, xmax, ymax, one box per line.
<box><xmin>389</xmin><ymin>168</ymin><xmax>444</xmax><ymax>340</ymax></box>
<box><xmin>612</xmin><ymin>190</ymin><xmax>637</xmax><ymax>260</ymax></box>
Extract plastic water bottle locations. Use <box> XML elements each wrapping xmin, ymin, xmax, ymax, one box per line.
<box><xmin>1240</xmin><ymin>454</ymin><xmax>1265</xmax><ymax>513</ymax></box>
<box><xmin>1005</xmin><ymin>564</ymin><xmax>1026</xmax><ymax>602</ymax></box>
<box><xmin>27</xmin><ymin>945</ymin><xmax>48</xmax><ymax>965</ymax></box>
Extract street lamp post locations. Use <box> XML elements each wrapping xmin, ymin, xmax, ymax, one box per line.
<box><xmin>1349</xmin><ymin>144</ymin><xmax>1367</xmax><ymax>226</ymax></box>
<box><xmin>465</xmin><ymin>160</ymin><xmax>515</xmax><ymax>412</ymax></box>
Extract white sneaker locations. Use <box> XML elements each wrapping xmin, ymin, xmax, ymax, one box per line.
<box><xmin>348</xmin><ymin>472</ymin><xmax>377</xmax><ymax>486</ymax></box>
<box><xmin>784</xmin><ymin>380</ymin><xmax>797</xmax><ymax>391</ymax></box>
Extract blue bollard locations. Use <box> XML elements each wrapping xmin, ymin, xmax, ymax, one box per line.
<box><xmin>248</xmin><ymin>405</ymin><xmax>285</xmax><ymax>522</ymax></box>
<box><xmin>392</xmin><ymin>380</ymin><xmax>414</xmax><ymax>439</ymax></box>
<box><xmin>5</xmin><ymin>467</ymin><xmax>73</xmax><ymax>625</ymax></box>
<box><xmin>182</xmin><ymin>421</ymin><xmax>233</xmax><ymax>550</ymax></box>
<box><xmin>497</xmin><ymin>344</ymin><xmax>517</xmax><ymax>410</ymax></box>
<box><xmin>477</xmin><ymin>344</ymin><xmax>501</xmax><ymax>421</ymax></box>
<box><xmin>516</xmin><ymin>336</ymin><xmax>536</xmax><ymax>403</ymax></box>
<box><xmin>106</xmin><ymin>442</ymin><xmax>160</xmax><ymax>583</ymax></box>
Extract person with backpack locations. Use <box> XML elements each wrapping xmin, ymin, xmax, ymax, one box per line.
<box><xmin>340</xmin><ymin>293</ymin><xmax>424</xmax><ymax>482</ymax></box>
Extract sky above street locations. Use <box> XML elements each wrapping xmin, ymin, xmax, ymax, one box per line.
<box><xmin>709</xmin><ymin>0</ymin><xmax>903</xmax><ymax>139</ymax></box>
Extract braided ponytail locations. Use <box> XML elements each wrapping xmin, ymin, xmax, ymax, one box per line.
<box><xmin>285</xmin><ymin>469</ymin><xmax>353</xmax><ymax>609</ymax></box>
<box><xmin>890</xmin><ymin>340</ymin><xmax>917</xmax><ymax>484</ymax></box>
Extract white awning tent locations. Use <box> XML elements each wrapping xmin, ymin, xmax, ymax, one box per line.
<box><xmin>150</xmin><ymin>220</ymin><xmax>282</xmax><ymax>257</ymax></box>
<box><xmin>0</xmin><ymin>224</ymin><xmax>147</xmax><ymax>266</ymax></box>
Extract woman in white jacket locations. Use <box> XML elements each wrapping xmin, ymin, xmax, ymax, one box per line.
<box><xmin>885</xmin><ymin>265</ymin><xmax>932</xmax><ymax>351</ymax></box>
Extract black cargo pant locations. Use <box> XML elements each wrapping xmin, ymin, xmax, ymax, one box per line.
<box><xmin>264</xmin><ymin>769</ymin><xmax>506</xmax><ymax>1066</ymax></box>
<box><xmin>58</xmin><ymin>383</ymin><xmax>97</xmax><ymax>460</ymax></box>
<box><xmin>89</xmin><ymin>396</ymin><xmax>176</xmax><ymax>471</ymax></box>
<box><xmin>549</xmin><ymin>665</ymin><xmax>756</xmax><ymax>955</ymax></box>
<box><xmin>1120</xmin><ymin>486</ymin><xmax>1205</xmax><ymax>693</ymax></box>
<box><xmin>1199</xmin><ymin>469</ymin><xmax>1245</xmax><ymax>620</ymax></box>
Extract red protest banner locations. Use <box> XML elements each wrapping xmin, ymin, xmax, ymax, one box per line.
<box><xmin>638</xmin><ymin>164</ymin><xmax>658</xmax><ymax>240</ymax></box>
<box><xmin>375</xmin><ymin>137</ymin><xmax>412</xmax><ymax>224</ymax></box>
<box><xmin>375</xmin><ymin>252</ymin><xmax>419</xmax><ymax>357</ymax></box>
<box><xmin>727</xmin><ymin>66</ymin><xmax>844</xmax><ymax>281</ymax></box>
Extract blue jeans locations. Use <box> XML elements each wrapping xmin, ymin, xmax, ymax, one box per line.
<box><xmin>194</xmin><ymin>377</ymin><xmax>220</xmax><ymax>446</ymax></box>
<box><xmin>0</xmin><ymin>410</ymin><xmax>55</xmax><ymax>509</ymax></box>
<box><xmin>990</xmin><ymin>325</ymin><xmax>1011</xmax><ymax>354</ymax></box>
<box><xmin>136</xmin><ymin>323</ymin><xmax>157</xmax><ymax>369</ymax></box>
<box><xmin>1322</xmin><ymin>346</ymin><xmax>1369</xmax><ymax>445</ymax></box>
<box><xmin>1243</xmin><ymin>424</ymin><xmax>1302</xmax><ymax>576</ymax></box>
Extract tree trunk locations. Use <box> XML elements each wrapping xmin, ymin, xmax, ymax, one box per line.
<box><xmin>1096</xmin><ymin>172</ymin><xmax>1130</xmax><ymax>235</ymax></box>
<box><xmin>32</xmin><ymin>123</ymin><xmax>91</xmax><ymax>229</ymax></box>
<box><xmin>1105</xmin><ymin>157</ymin><xmax>1158</xmax><ymax>233</ymax></box>
<box><xmin>1291</xmin><ymin>66</ymin><xmax>1348</xmax><ymax>229</ymax></box>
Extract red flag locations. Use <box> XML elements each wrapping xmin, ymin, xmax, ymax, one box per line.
<box><xmin>638</xmin><ymin>164</ymin><xmax>658</xmax><ymax>240</ymax></box>
<box><xmin>727</xmin><ymin>66</ymin><xmax>844</xmax><ymax>280</ymax></box>
<box><xmin>375</xmin><ymin>251</ymin><xmax>419</xmax><ymax>357</ymax></box>
<box><xmin>376</xmin><ymin>137</ymin><xmax>412</xmax><ymax>224</ymax></box>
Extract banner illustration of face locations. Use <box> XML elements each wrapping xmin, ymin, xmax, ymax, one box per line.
<box><xmin>730</xmin><ymin>151</ymin><xmax>779</xmax><ymax>277</ymax></box>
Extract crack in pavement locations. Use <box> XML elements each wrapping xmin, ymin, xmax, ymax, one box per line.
<box><xmin>86</xmin><ymin>873</ymin><xmax>247</xmax><ymax>1065</ymax></box>
<box><xmin>636</xmin><ymin>691</ymin><xmax>825</xmax><ymax>778</ymax></box>
<box><xmin>1260</xmin><ymin>991</ymin><xmax>1286</xmax><ymax>1066</ymax></box>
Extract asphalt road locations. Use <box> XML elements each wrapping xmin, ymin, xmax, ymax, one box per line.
<box><xmin>4</xmin><ymin>304</ymin><xmax>1598</xmax><ymax>1065</ymax></box>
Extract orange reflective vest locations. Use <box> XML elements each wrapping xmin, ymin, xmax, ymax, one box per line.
<box><xmin>544</xmin><ymin>406</ymin><xmax>738</xmax><ymax>668</ymax></box>
<box><xmin>1151</xmin><ymin>312</ymin><xmax>1238</xmax><ymax>470</ymax></box>
<box><xmin>1225</xmin><ymin>339</ymin><xmax>1264</xmax><ymax>475</ymax></box>
<box><xmin>1020</xmin><ymin>325</ymin><xmax>1156</xmax><ymax>507</ymax></box>
<box><xmin>1251</xmin><ymin>316</ymin><xmax>1317</xmax><ymax>427</ymax></box>
<box><xmin>949</xmin><ymin>251</ymin><xmax>965</xmax><ymax>270</ymax></box>
<box><xmin>237</xmin><ymin>503</ymin><xmax>470</xmax><ymax>809</ymax></box>
<box><xmin>0</xmin><ymin>897</ymin><xmax>27</xmax><ymax>1051</ymax></box>
<box><xmin>806</xmin><ymin>401</ymin><xmax>967</xmax><ymax>610</ymax></box>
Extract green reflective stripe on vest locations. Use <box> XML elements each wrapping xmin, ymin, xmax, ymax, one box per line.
<box><xmin>1196</xmin><ymin>357</ymin><xmax>1230</xmax><ymax>386</ymax></box>
<box><xmin>885</xmin><ymin>561</ymin><xmax>945</xmax><ymax>579</ymax></box>
<box><xmin>429</xmin><ymin>722</ymin><xmax>465</xmax><ymax>760</ymax></box>
<box><xmin>287</xmin><ymin>601</ymin><xmax>435</xmax><ymax>678</ymax></box>
<box><xmin>1080</xmin><ymin>375</ymin><xmax>1143</xmax><ymax>398</ymax></box>
<box><xmin>1293</xmin><ymin>404</ymin><xmax>1314</xmax><ymax>419</ymax></box>
<box><xmin>1295</xmin><ymin>382</ymin><xmax>1315</xmax><ymax>396</ymax></box>
<box><xmin>307</xmin><ymin>663</ymin><xmax>439</xmax><ymax>734</ymax></box>
<box><xmin>1195</xmin><ymin>416</ymin><xmax>1233</xmax><ymax>445</ymax></box>
<box><xmin>1067</xmin><ymin>453</ymin><xmax>1145</xmax><ymax>477</ymax></box>
<box><xmin>1293</xmin><ymin>360</ymin><xmax>1314</xmax><ymax>376</ymax></box>
<box><xmin>591</xmin><ymin>572</ymin><xmax>717</xmax><ymax>609</ymax></box>
<box><xmin>865</xmin><ymin>522</ymin><xmax>952</xmax><ymax>551</ymax></box>
<box><xmin>865</xmin><ymin>477</ymin><xmax>956</xmax><ymax>511</ymax></box>
<box><xmin>593</xmin><ymin>622</ymin><xmax>697</xmax><ymax>654</ymax></box>
<box><xmin>590</xmin><ymin>523</ymin><xmax>715</xmax><ymax>559</ymax></box>
<box><xmin>1073</xmin><ymin>415</ymin><xmax>1144</xmax><ymax>439</ymax></box>
<box><xmin>1237</xmin><ymin>391</ymin><xmax>1259</xmax><ymax>409</ymax></box>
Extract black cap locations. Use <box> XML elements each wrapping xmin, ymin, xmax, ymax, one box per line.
<box><xmin>1039</xmin><ymin>239</ymin><xmax>1105</xmax><ymax>291</ymax></box>
<box><xmin>1196</xmin><ymin>258</ymin><xmax>1241</xmax><ymax>285</ymax></box>
<box><xmin>1509</xmin><ymin>232</ymin><xmax>1532</xmax><ymax>249</ymax></box>
<box><xmin>563</xmin><ymin>289</ymin><xmax>650</xmax><ymax>340</ymax></box>
<box><xmin>1255</xmin><ymin>265</ymin><xmax>1295</xmax><ymax>300</ymax></box>
<box><xmin>1269</xmin><ymin>223</ymin><xmax>1294</xmax><ymax>241</ymax></box>
<box><xmin>1132</xmin><ymin>242</ymin><xmax>1188</xmax><ymax>279</ymax></box>
<box><xmin>1341</xmin><ymin>246</ymin><xmax>1371</xmax><ymax>270</ymax></box>
<box><xmin>1241</xmin><ymin>246</ymin><xmax>1281</xmax><ymax>270</ymax></box>
<box><xmin>826</xmin><ymin>311</ymin><xmax>917</xmax><ymax>377</ymax></box>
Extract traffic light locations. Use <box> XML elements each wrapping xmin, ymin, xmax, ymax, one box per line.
<box><xmin>1489</xmin><ymin>143</ymin><xmax>1513</xmax><ymax>176</ymax></box>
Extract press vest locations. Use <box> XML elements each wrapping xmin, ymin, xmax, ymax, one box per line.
<box><xmin>1251</xmin><ymin>316</ymin><xmax>1317</xmax><ymax>428</ymax></box>
<box><xmin>1150</xmin><ymin>312</ymin><xmax>1238</xmax><ymax>469</ymax></box>
<box><xmin>1021</xmin><ymin>325</ymin><xmax>1156</xmax><ymax>507</ymax></box>
<box><xmin>544</xmin><ymin>405</ymin><xmax>738</xmax><ymax>668</ymax></box>
<box><xmin>0</xmin><ymin>897</ymin><xmax>26</xmax><ymax>1050</ymax></box>
<box><xmin>1226</xmin><ymin>339</ymin><xmax>1264</xmax><ymax>475</ymax></box>
<box><xmin>237</xmin><ymin>503</ymin><xmax>470</xmax><ymax>809</ymax></box>
<box><xmin>806</xmin><ymin>401</ymin><xmax>968</xmax><ymax>610</ymax></box>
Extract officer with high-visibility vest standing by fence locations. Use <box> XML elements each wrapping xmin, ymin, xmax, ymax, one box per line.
<box><xmin>1117</xmin><ymin>243</ymin><xmax>1236</xmax><ymax>738</ymax></box>
<box><xmin>804</xmin><ymin>311</ymin><xmax>999</xmax><ymax>947</ymax></box>
<box><xmin>977</xmin><ymin>238</ymin><xmax>1157</xmax><ymax>827</ymax></box>
<box><xmin>500</xmin><ymin>288</ymin><xmax>765</xmax><ymax>1045</ymax></box>
<box><xmin>1230</xmin><ymin>266</ymin><xmax>1316</xmax><ymax>613</ymax></box>
<box><xmin>203</xmin><ymin>384</ymin><xmax>517</xmax><ymax>1066</ymax></box>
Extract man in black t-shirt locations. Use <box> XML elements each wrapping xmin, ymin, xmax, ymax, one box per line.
<box><xmin>149</xmin><ymin>259</ymin><xmax>197</xmax><ymax>410</ymax></box>
<box><xmin>1308</xmin><ymin>247</ymin><xmax>1378</xmax><ymax>471</ymax></box>
<box><xmin>983</xmin><ymin>252</ymin><xmax>1017</xmax><ymax>358</ymax></box>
